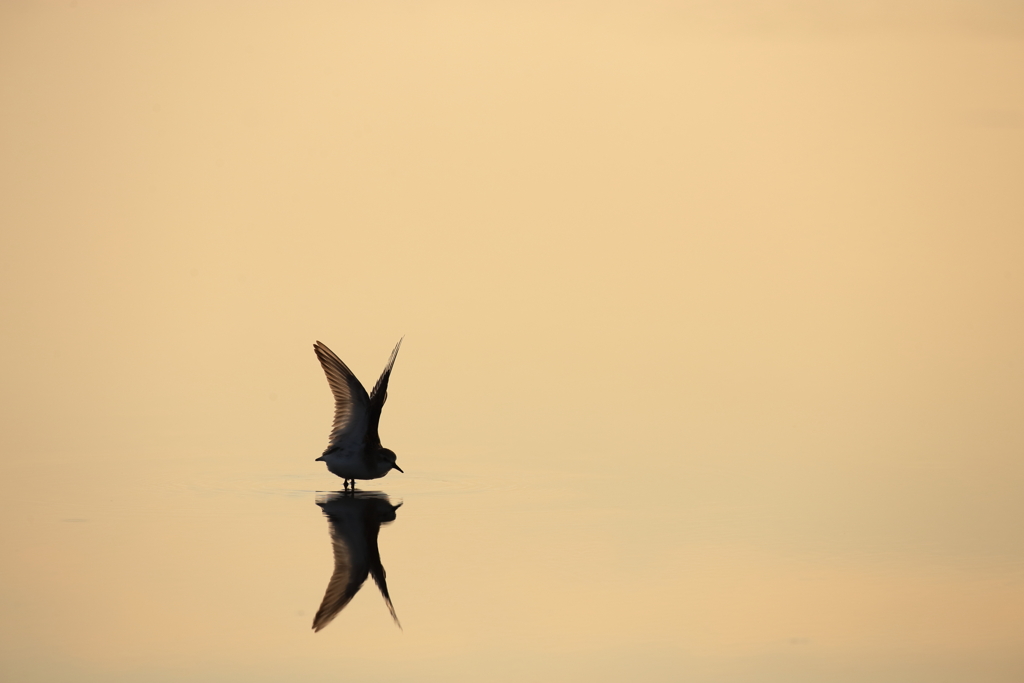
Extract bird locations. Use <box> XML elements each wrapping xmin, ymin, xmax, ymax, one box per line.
<box><xmin>313</xmin><ymin>339</ymin><xmax>404</xmax><ymax>489</ymax></box>
<box><xmin>312</xmin><ymin>491</ymin><xmax>402</xmax><ymax>631</ymax></box>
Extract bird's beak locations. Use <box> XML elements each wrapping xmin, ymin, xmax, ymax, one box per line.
<box><xmin>392</xmin><ymin>463</ymin><xmax>404</xmax><ymax>473</ymax></box>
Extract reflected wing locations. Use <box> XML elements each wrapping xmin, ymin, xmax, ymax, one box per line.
<box><xmin>367</xmin><ymin>339</ymin><xmax>402</xmax><ymax>447</ymax></box>
<box><xmin>370</xmin><ymin>556</ymin><xmax>401</xmax><ymax>628</ymax></box>
<box><xmin>314</xmin><ymin>341</ymin><xmax>370</xmax><ymax>450</ymax></box>
<box><xmin>312</xmin><ymin>524</ymin><xmax>366</xmax><ymax>632</ymax></box>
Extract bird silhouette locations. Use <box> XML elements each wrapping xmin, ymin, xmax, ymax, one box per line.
<box><xmin>312</xmin><ymin>491</ymin><xmax>402</xmax><ymax>631</ymax></box>
<box><xmin>313</xmin><ymin>340</ymin><xmax>403</xmax><ymax>488</ymax></box>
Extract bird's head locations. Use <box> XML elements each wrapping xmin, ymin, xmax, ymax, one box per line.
<box><xmin>379</xmin><ymin>448</ymin><xmax>403</xmax><ymax>473</ymax></box>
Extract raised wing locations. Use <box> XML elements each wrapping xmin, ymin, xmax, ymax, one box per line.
<box><xmin>312</xmin><ymin>521</ymin><xmax>368</xmax><ymax>632</ymax></box>
<box><xmin>314</xmin><ymin>341</ymin><xmax>370</xmax><ymax>451</ymax></box>
<box><xmin>367</xmin><ymin>338</ymin><xmax>402</xmax><ymax>448</ymax></box>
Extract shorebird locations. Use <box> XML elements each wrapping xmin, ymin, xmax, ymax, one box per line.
<box><xmin>312</xmin><ymin>491</ymin><xmax>402</xmax><ymax>631</ymax></box>
<box><xmin>313</xmin><ymin>340</ymin><xmax>404</xmax><ymax>488</ymax></box>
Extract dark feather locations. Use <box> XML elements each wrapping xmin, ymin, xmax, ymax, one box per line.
<box><xmin>313</xmin><ymin>341</ymin><xmax>370</xmax><ymax>452</ymax></box>
<box><xmin>366</xmin><ymin>338</ymin><xmax>402</xmax><ymax>448</ymax></box>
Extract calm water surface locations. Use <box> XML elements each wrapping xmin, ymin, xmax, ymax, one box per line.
<box><xmin>4</xmin><ymin>435</ymin><xmax>1024</xmax><ymax>681</ymax></box>
<box><xmin>2</xmin><ymin>2</ymin><xmax>1024</xmax><ymax>681</ymax></box>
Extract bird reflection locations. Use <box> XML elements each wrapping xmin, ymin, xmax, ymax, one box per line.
<box><xmin>312</xmin><ymin>490</ymin><xmax>402</xmax><ymax>632</ymax></box>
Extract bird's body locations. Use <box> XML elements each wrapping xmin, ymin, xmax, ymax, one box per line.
<box><xmin>313</xmin><ymin>340</ymin><xmax>403</xmax><ymax>487</ymax></box>
<box><xmin>318</xmin><ymin>447</ymin><xmax>394</xmax><ymax>481</ymax></box>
